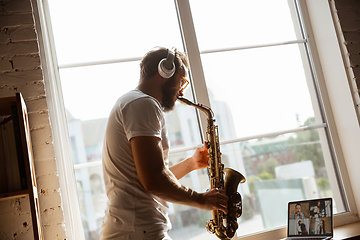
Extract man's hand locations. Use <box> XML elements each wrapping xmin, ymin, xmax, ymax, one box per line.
<box><xmin>191</xmin><ymin>141</ymin><xmax>210</xmax><ymax>170</ymax></box>
<box><xmin>197</xmin><ymin>188</ymin><xmax>228</xmax><ymax>213</ymax></box>
<box><xmin>169</xmin><ymin>141</ymin><xmax>209</xmax><ymax>179</ymax></box>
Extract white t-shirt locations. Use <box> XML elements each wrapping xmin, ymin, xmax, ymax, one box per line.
<box><xmin>101</xmin><ymin>89</ymin><xmax>171</xmax><ymax>239</ymax></box>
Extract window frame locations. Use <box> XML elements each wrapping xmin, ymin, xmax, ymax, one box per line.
<box><xmin>301</xmin><ymin>0</ymin><xmax>360</xmax><ymax>227</ymax></box>
<box><xmin>31</xmin><ymin>0</ymin><xmax>85</xmax><ymax>239</ymax></box>
<box><xmin>32</xmin><ymin>0</ymin><xmax>360</xmax><ymax>239</ymax></box>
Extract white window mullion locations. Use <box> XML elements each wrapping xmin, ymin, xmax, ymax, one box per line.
<box><xmin>200</xmin><ymin>39</ymin><xmax>307</xmax><ymax>55</ymax></box>
<box><xmin>175</xmin><ymin>0</ymin><xmax>210</xmax><ymax>139</ymax></box>
<box><xmin>58</xmin><ymin>56</ymin><xmax>142</xmax><ymax>69</ymax></box>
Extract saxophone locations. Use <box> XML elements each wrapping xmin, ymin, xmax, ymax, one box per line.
<box><xmin>177</xmin><ymin>97</ymin><xmax>246</xmax><ymax>240</ymax></box>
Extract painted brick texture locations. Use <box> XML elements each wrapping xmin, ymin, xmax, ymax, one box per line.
<box><xmin>0</xmin><ymin>0</ymin><xmax>66</xmax><ymax>239</ymax></box>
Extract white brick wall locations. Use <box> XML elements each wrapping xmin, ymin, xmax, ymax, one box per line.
<box><xmin>0</xmin><ymin>0</ymin><xmax>66</xmax><ymax>239</ymax></box>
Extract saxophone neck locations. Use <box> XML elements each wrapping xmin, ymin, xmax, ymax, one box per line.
<box><xmin>177</xmin><ymin>97</ymin><xmax>214</xmax><ymax>119</ymax></box>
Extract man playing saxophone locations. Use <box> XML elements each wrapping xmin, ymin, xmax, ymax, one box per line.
<box><xmin>100</xmin><ymin>47</ymin><xmax>228</xmax><ymax>240</ymax></box>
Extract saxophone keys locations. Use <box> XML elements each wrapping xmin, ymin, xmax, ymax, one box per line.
<box><xmin>206</xmin><ymin>220</ymin><xmax>216</xmax><ymax>234</ymax></box>
<box><xmin>230</xmin><ymin>192</ymin><xmax>241</xmax><ymax>204</ymax></box>
<box><xmin>235</xmin><ymin>206</ymin><xmax>242</xmax><ymax>218</ymax></box>
<box><xmin>225</xmin><ymin>220</ymin><xmax>238</xmax><ymax>239</ymax></box>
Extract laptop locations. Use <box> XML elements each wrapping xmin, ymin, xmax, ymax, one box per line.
<box><xmin>286</xmin><ymin>198</ymin><xmax>333</xmax><ymax>240</ymax></box>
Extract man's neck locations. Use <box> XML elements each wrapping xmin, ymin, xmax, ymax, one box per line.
<box><xmin>137</xmin><ymin>76</ymin><xmax>164</xmax><ymax>104</ymax></box>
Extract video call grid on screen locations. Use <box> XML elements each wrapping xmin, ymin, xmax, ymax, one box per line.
<box><xmin>287</xmin><ymin>198</ymin><xmax>333</xmax><ymax>237</ymax></box>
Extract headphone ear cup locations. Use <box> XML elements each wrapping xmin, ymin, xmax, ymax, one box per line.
<box><xmin>158</xmin><ymin>49</ymin><xmax>175</xmax><ymax>78</ymax></box>
<box><xmin>158</xmin><ymin>59</ymin><xmax>175</xmax><ymax>78</ymax></box>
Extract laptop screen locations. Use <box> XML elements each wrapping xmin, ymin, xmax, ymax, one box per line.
<box><xmin>287</xmin><ymin>198</ymin><xmax>333</xmax><ymax>237</ymax></box>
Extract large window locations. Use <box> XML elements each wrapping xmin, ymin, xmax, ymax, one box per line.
<box><xmin>38</xmin><ymin>0</ymin><xmax>359</xmax><ymax>239</ymax></box>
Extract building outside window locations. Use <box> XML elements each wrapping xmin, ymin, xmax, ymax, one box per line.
<box><xmin>38</xmin><ymin>0</ymin><xmax>359</xmax><ymax>239</ymax></box>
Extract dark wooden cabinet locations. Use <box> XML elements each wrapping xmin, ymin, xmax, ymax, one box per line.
<box><xmin>0</xmin><ymin>93</ymin><xmax>44</xmax><ymax>240</ymax></box>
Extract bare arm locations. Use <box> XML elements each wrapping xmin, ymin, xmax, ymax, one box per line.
<box><xmin>131</xmin><ymin>136</ymin><xmax>227</xmax><ymax>212</ymax></box>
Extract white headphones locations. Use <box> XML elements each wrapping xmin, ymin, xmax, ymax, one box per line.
<box><xmin>158</xmin><ymin>48</ymin><xmax>176</xmax><ymax>78</ymax></box>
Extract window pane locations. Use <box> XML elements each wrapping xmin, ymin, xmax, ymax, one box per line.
<box><xmin>168</xmin><ymin>131</ymin><xmax>339</xmax><ymax>239</ymax></box>
<box><xmin>48</xmin><ymin>0</ymin><xmax>183</xmax><ymax>65</ymax></box>
<box><xmin>166</xmin><ymin>101</ymin><xmax>203</xmax><ymax>148</ymax></box>
<box><xmin>238</xmin><ymin>131</ymin><xmax>338</xmax><ymax>236</ymax></box>
<box><xmin>189</xmin><ymin>0</ymin><xmax>300</xmax><ymax>51</ymax></box>
<box><xmin>59</xmin><ymin>61</ymin><xmax>139</xmax><ymax>121</ymax></box>
<box><xmin>201</xmin><ymin>44</ymin><xmax>316</xmax><ymax>139</ymax></box>
<box><xmin>75</xmin><ymin>165</ymin><xmax>106</xmax><ymax>239</ymax></box>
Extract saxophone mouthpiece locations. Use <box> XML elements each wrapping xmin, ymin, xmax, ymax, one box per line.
<box><xmin>177</xmin><ymin>97</ymin><xmax>193</xmax><ymax>106</ymax></box>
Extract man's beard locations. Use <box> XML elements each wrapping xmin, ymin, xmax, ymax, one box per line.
<box><xmin>161</xmin><ymin>78</ymin><xmax>179</xmax><ymax>112</ymax></box>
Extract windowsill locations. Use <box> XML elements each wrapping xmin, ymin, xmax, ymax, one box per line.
<box><xmin>333</xmin><ymin>221</ymin><xmax>360</xmax><ymax>240</ymax></box>
<box><xmin>279</xmin><ymin>221</ymin><xmax>360</xmax><ymax>240</ymax></box>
